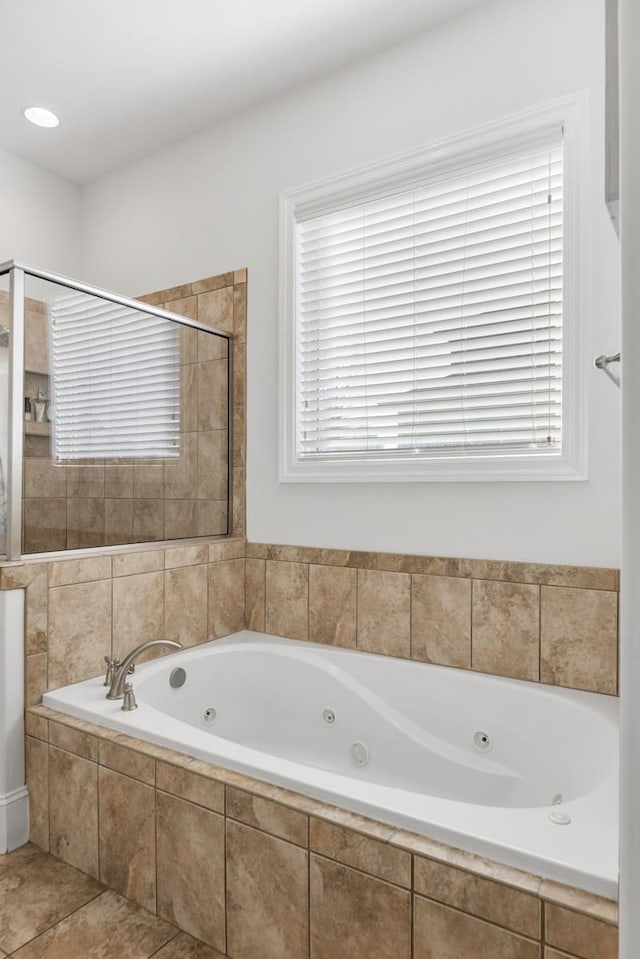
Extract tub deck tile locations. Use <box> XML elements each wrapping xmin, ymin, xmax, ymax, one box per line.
<box><xmin>227</xmin><ymin>787</ymin><xmax>308</xmax><ymax>846</ymax></box>
<box><xmin>414</xmin><ymin>856</ymin><xmax>541</xmax><ymax>939</ymax></box>
<box><xmin>310</xmin><ymin>818</ymin><xmax>411</xmax><ymax>888</ymax></box>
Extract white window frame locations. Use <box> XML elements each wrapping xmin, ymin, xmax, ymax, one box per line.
<box><xmin>279</xmin><ymin>94</ymin><xmax>587</xmax><ymax>483</ymax></box>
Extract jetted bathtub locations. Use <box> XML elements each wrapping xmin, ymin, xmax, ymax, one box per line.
<box><xmin>42</xmin><ymin>631</ymin><xmax>619</xmax><ymax>898</ymax></box>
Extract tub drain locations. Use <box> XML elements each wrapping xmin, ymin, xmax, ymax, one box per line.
<box><xmin>322</xmin><ymin>708</ymin><xmax>336</xmax><ymax>725</ymax></box>
<box><xmin>202</xmin><ymin>707</ymin><xmax>217</xmax><ymax>725</ymax></box>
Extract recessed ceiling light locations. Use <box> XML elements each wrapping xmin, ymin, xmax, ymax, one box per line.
<box><xmin>22</xmin><ymin>106</ymin><xmax>60</xmax><ymax>128</ymax></box>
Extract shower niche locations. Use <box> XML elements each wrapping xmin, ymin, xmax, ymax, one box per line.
<box><xmin>0</xmin><ymin>261</ymin><xmax>233</xmax><ymax>557</ymax></box>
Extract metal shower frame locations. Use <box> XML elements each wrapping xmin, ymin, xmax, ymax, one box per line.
<box><xmin>0</xmin><ymin>259</ymin><xmax>234</xmax><ymax>561</ymax></box>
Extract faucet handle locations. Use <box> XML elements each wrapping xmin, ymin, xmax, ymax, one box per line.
<box><xmin>103</xmin><ymin>656</ymin><xmax>120</xmax><ymax>686</ymax></box>
<box><xmin>122</xmin><ymin>682</ymin><xmax>138</xmax><ymax>711</ymax></box>
<box><xmin>103</xmin><ymin>656</ymin><xmax>135</xmax><ymax>686</ymax></box>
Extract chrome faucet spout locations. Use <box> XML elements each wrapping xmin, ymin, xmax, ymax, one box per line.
<box><xmin>106</xmin><ymin>640</ymin><xmax>182</xmax><ymax>700</ymax></box>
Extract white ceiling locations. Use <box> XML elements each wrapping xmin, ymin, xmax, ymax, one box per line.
<box><xmin>0</xmin><ymin>0</ymin><xmax>489</xmax><ymax>185</ymax></box>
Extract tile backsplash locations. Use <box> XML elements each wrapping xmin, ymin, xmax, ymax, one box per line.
<box><xmin>0</xmin><ymin>537</ymin><xmax>618</xmax><ymax>706</ymax></box>
<box><xmin>245</xmin><ymin>543</ymin><xmax>619</xmax><ymax>696</ymax></box>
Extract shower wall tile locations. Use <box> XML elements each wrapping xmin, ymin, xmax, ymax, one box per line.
<box><xmin>265</xmin><ymin>560</ymin><xmax>309</xmax><ymax>641</ymax></box>
<box><xmin>208</xmin><ymin>558</ymin><xmax>244</xmax><ymax>639</ymax></box>
<box><xmin>24</xmin><ymin>458</ymin><xmax>67</xmax><ymax>498</ymax></box>
<box><xmin>471</xmin><ymin>580</ymin><xmax>540</xmax><ymax>681</ymax></box>
<box><xmin>104</xmin><ymin>465</ymin><xmax>134</xmax><ymax>499</ymax></box>
<box><xmin>197</xmin><ymin>430</ymin><xmax>228</xmax><ymax>501</ymax></box>
<box><xmin>163</xmin><ymin>500</ymin><xmax>197</xmax><ymax>539</ymax></box>
<box><xmin>112</xmin><ymin>570</ymin><xmax>165</xmax><ymax>661</ymax></box>
<box><xmin>165</xmin><ymin>293</ymin><xmax>197</xmax><ymax>320</ymax></box>
<box><xmin>414</xmin><ymin>896</ymin><xmax>539</xmax><ymax>959</ymax></box>
<box><xmin>180</xmin><ymin>364</ymin><xmax>198</xmax><ymax>431</ymax></box>
<box><xmin>540</xmin><ymin>587</ymin><xmax>618</xmax><ymax>694</ymax></box>
<box><xmin>197</xmin><ymin>330</ymin><xmax>227</xmax><ymax>362</ymax></box>
<box><xmin>105</xmin><ymin>498</ymin><xmax>133</xmax><ymax>545</ymax></box>
<box><xmin>132</xmin><ymin>498</ymin><xmax>164</xmax><ymax>542</ymax></box>
<box><xmin>20</xmin><ymin>268</ymin><xmax>242</xmax><ymax>553</ymax></box>
<box><xmin>157</xmin><ymin>792</ymin><xmax>226</xmax><ymax>951</ymax></box>
<box><xmin>48</xmin><ymin>579</ymin><xmax>112</xmax><ymax>689</ymax></box>
<box><xmin>67</xmin><ymin>466</ymin><xmax>105</xmax><ymax>499</ymax></box>
<box><xmin>133</xmin><ymin>463</ymin><xmax>164</xmax><ymax>500</ymax></box>
<box><xmin>310</xmin><ymin>855</ymin><xmax>411</xmax><ymax>959</ymax></box>
<box><xmin>197</xmin><ymin>359</ymin><xmax>228</xmax><ymax>432</ymax></box>
<box><xmin>192</xmin><ymin>272</ymin><xmax>234</xmax><ymax>295</ymax></box>
<box><xmin>196</xmin><ymin>499</ymin><xmax>227</xmax><ymax>536</ymax></box>
<box><xmin>245</xmin><ymin>557</ymin><xmax>266</xmax><ymax>631</ymax></box>
<box><xmin>197</xmin><ymin>286</ymin><xmax>234</xmax><ymax>332</ymax></box>
<box><xmin>23</xmin><ymin>498</ymin><xmax>67</xmax><ymax>553</ymax></box>
<box><xmin>308</xmin><ymin>564</ymin><xmax>356</xmax><ymax>648</ymax></box>
<box><xmin>357</xmin><ymin>569</ymin><xmax>410</xmax><ymax>658</ymax></box>
<box><xmin>165</xmin><ymin>563</ymin><xmax>208</xmax><ymax>647</ymax></box>
<box><xmin>411</xmin><ymin>574</ymin><xmax>471</xmax><ymax>668</ymax></box>
<box><xmin>66</xmin><ymin>498</ymin><xmax>105</xmax><ymax>549</ymax></box>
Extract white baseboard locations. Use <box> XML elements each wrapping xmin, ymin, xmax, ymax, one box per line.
<box><xmin>0</xmin><ymin>786</ymin><xmax>29</xmax><ymax>853</ymax></box>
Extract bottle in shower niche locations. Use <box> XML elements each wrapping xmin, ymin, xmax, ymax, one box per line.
<box><xmin>33</xmin><ymin>388</ymin><xmax>47</xmax><ymax>423</ymax></box>
<box><xmin>24</xmin><ymin>397</ymin><xmax>32</xmax><ymax>421</ymax></box>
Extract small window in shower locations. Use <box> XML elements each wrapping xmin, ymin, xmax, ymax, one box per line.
<box><xmin>48</xmin><ymin>291</ymin><xmax>180</xmax><ymax>461</ymax></box>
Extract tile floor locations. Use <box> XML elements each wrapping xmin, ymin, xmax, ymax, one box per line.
<box><xmin>0</xmin><ymin>844</ymin><xmax>223</xmax><ymax>959</ymax></box>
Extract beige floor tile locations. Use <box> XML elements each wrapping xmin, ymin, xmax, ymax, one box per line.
<box><xmin>152</xmin><ymin>931</ymin><xmax>226</xmax><ymax>958</ymax></box>
<box><xmin>0</xmin><ymin>847</ymin><xmax>102</xmax><ymax>953</ymax></box>
<box><xmin>9</xmin><ymin>889</ymin><xmax>175</xmax><ymax>959</ymax></box>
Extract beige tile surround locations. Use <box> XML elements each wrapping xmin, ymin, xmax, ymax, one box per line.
<box><xmin>246</xmin><ymin>543</ymin><xmax>619</xmax><ymax>696</ymax></box>
<box><xmin>25</xmin><ymin>704</ymin><xmax>619</xmax><ymax>959</ymax></box>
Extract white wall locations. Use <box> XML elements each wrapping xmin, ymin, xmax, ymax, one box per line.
<box><xmin>81</xmin><ymin>0</ymin><xmax>621</xmax><ymax>567</ymax></box>
<box><xmin>0</xmin><ymin>147</ymin><xmax>81</xmax><ymax>275</ymax></box>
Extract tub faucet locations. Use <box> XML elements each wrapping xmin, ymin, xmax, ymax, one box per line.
<box><xmin>106</xmin><ymin>640</ymin><xmax>182</xmax><ymax>700</ymax></box>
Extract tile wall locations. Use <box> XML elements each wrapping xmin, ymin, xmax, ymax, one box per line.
<box><xmin>25</xmin><ymin>705</ymin><xmax>619</xmax><ymax>959</ymax></box>
<box><xmin>246</xmin><ymin>543</ymin><xmax>620</xmax><ymax>695</ymax></box>
<box><xmin>0</xmin><ymin>539</ymin><xmax>245</xmax><ymax>705</ymax></box>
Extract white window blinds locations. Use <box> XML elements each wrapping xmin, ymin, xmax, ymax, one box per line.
<box><xmin>49</xmin><ymin>291</ymin><xmax>180</xmax><ymax>461</ymax></box>
<box><xmin>296</xmin><ymin>133</ymin><xmax>563</xmax><ymax>461</ymax></box>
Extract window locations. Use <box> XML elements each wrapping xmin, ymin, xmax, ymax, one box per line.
<box><xmin>49</xmin><ymin>290</ymin><xmax>180</xmax><ymax>461</ymax></box>
<box><xmin>280</xmin><ymin>96</ymin><xmax>586</xmax><ymax>481</ymax></box>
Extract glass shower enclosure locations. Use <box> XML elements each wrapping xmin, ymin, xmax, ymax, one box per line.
<box><xmin>0</xmin><ymin>260</ymin><xmax>233</xmax><ymax>560</ymax></box>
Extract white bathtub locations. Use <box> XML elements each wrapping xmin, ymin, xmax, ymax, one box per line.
<box><xmin>42</xmin><ymin>631</ymin><xmax>619</xmax><ymax>898</ymax></box>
